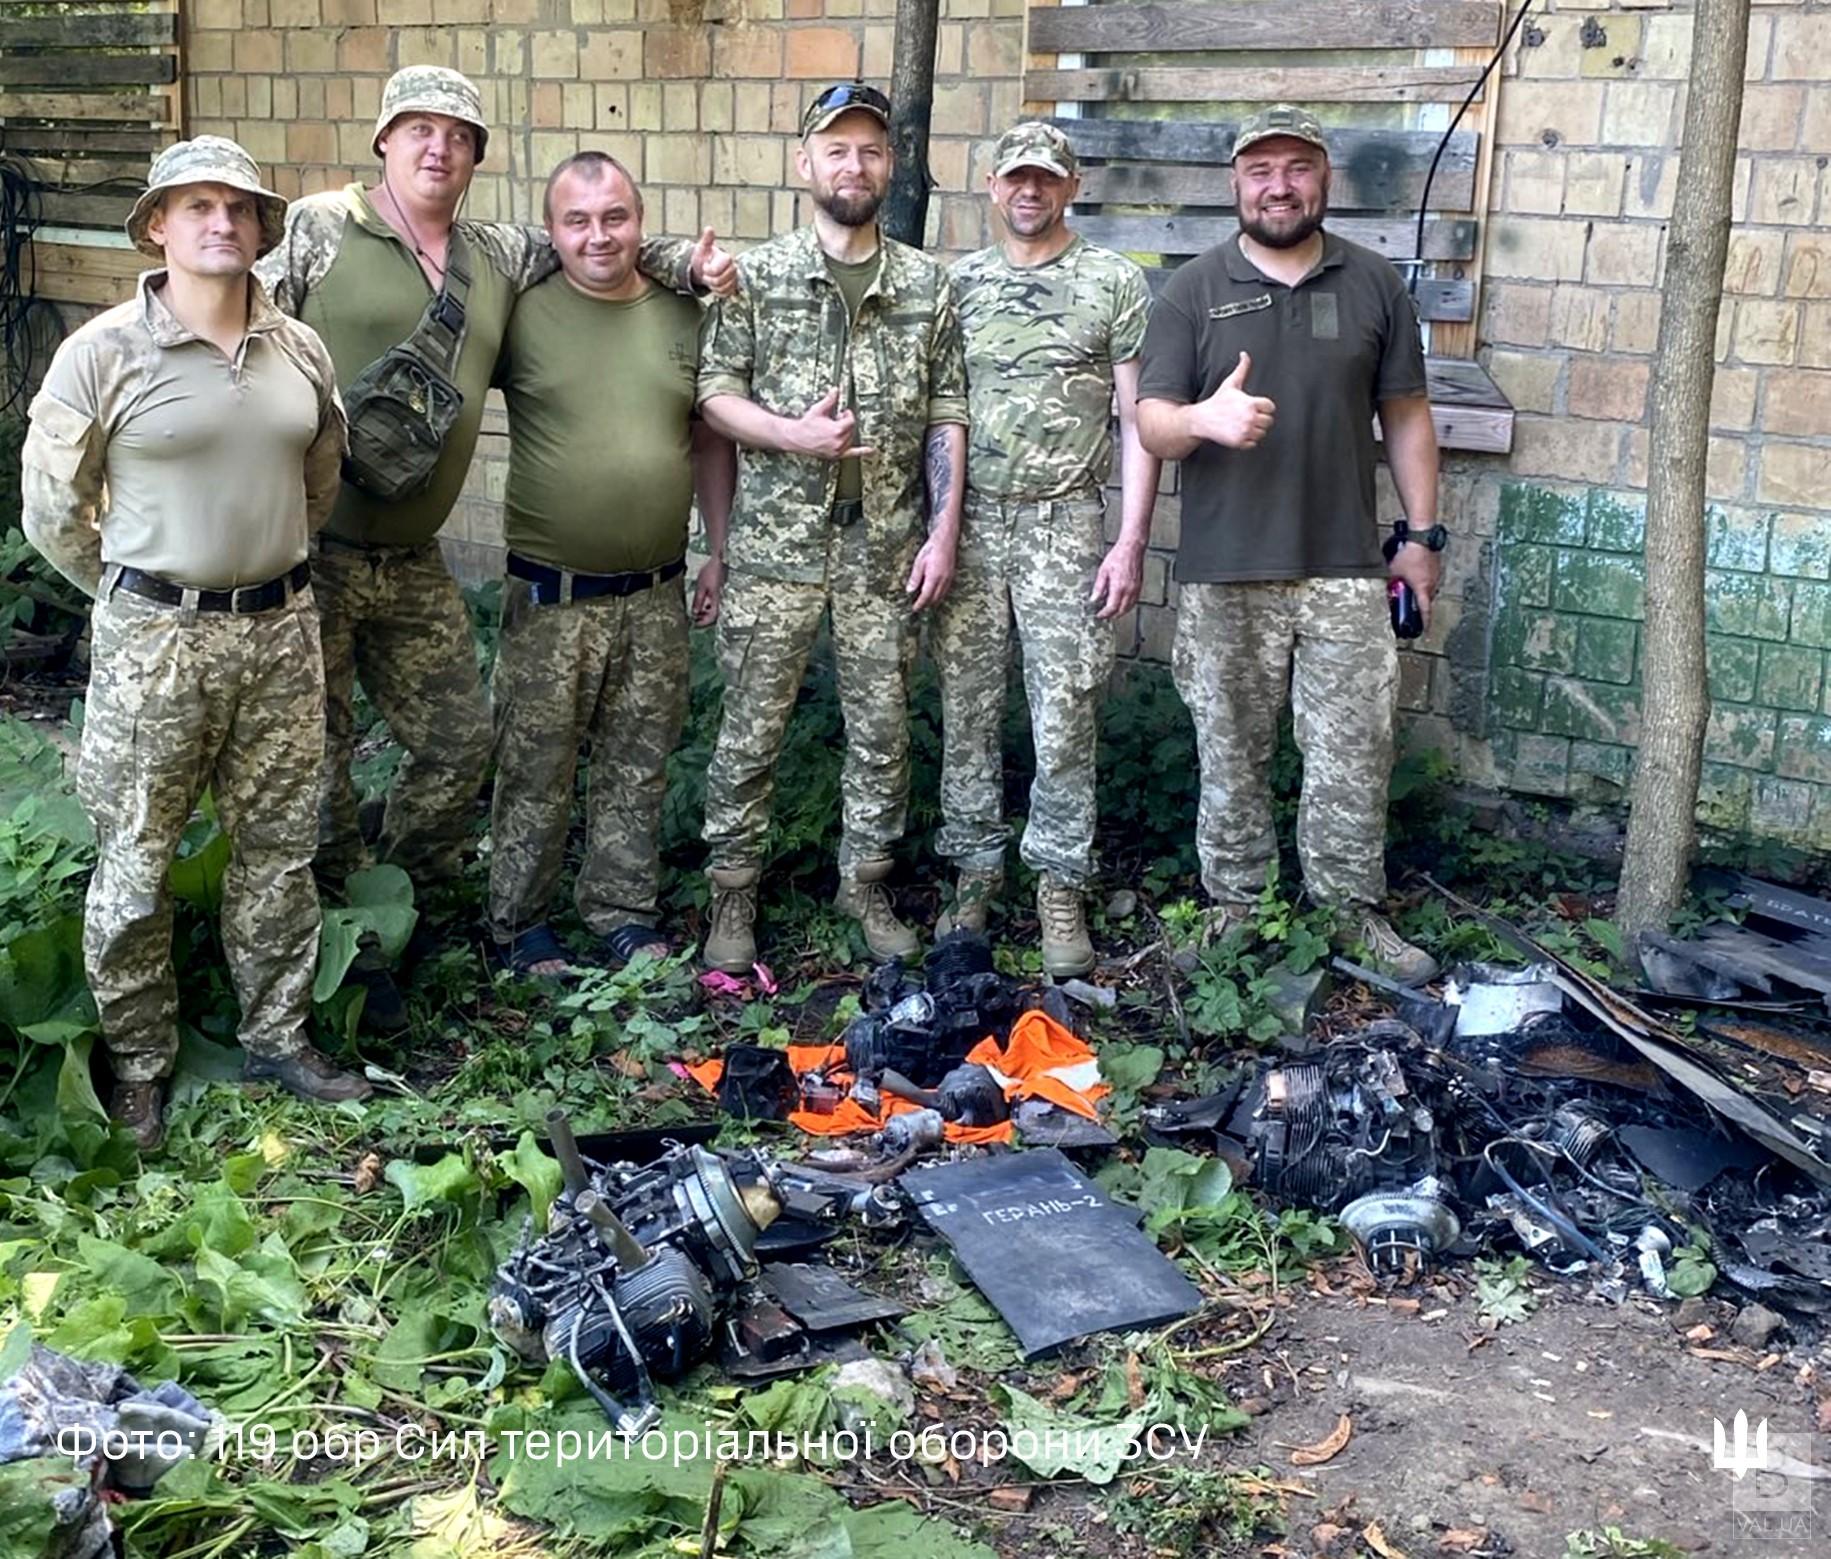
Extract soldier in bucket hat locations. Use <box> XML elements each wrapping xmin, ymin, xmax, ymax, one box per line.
<box><xmin>256</xmin><ymin>67</ymin><xmax>737</xmax><ymax>995</ymax></box>
<box><xmin>21</xmin><ymin>136</ymin><xmax>372</xmax><ymax>1150</ymax></box>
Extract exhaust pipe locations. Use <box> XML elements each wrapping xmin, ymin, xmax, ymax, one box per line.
<box><xmin>546</xmin><ymin>1108</ymin><xmax>590</xmax><ymax>1198</ymax></box>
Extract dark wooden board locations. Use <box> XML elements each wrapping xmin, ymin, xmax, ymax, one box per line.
<box><xmin>0</xmin><ymin>125</ymin><xmax>167</xmax><ymax>154</ymax></box>
<box><xmin>1074</xmin><ymin>211</ymin><xmax>1476</xmax><ymax>261</ymax></box>
<box><xmin>1077</xmin><ymin>151</ymin><xmax>1476</xmax><ymax>216</ymax></box>
<box><xmin>1029</xmin><ymin>0</ymin><xmax>1502</xmax><ymax>54</ymax></box>
<box><xmin>34</xmin><ymin>189</ymin><xmax>136</xmax><ymax>226</ymax></box>
<box><xmin>0</xmin><ymin>56</ymin><xmax>177</xmax><ymax>87</ymax></box>
<box><xmin>1027</xmin><ymin>64</ymin><xmax>1484</xmax><ymax>105</ymax></box>
<box><xmin>0</xmin><ymin>89</ymin><xmax>174</xmax><ymax>122</ymax></box>
<box><xmin>0</xmin><ymin>13</ymin><xmax>177</xmax><ymax>47</ymax></box>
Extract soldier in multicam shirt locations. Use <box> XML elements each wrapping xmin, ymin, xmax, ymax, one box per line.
<box><xmin>695</xmin><ymin>82</ymin><xmax>969</xmax><ymax>973</ymax></box>
<box><xmin>21</xmin><ymin>138</ymin><xmax>371</xmax><ymax>1151</ymax></box>
<box><xmin>255</xmin><ymin>67</ymin><xmax>734</xmax><ymax>981</ymax></box>
<box><xmin>934</xmin><ymin>122</ymin><xmax>1161</xmax><ymax>978</ymax></box>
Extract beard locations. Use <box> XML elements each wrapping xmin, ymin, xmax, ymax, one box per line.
<box><xmin>814</xmin><ymin>183</ymin><xmax>884</xmax><ymax>228</ymax></box>
<box><xmin>1239</xmin><ymin>203</ymin><xmax>1325</xmax><ymax>250</ymax></box>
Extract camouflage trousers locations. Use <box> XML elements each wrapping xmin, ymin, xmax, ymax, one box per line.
<box><xmin>313</xmin><ymin>539</ymin><xmax>491</xmax><ymax>886</ymax></box>
<box><xmin>703</xmin><ymin>565</ymin><xmax>915</xmax><ymax>873</ymax></box>
<box><xmin>488</xmin><ymin>574</ymin><xmax>690</xmax><ymax>939</ymax></box>
<box><xmin>77</xmin><ymin>577</ymin><xmax>324</xmax><ymax>1082</ymax></box>
<box><xmin>1172</xmin><ymin>577</ymin><xmax>1396</xmax><ymax>909</ymax></box>
<box><xmin>933</xmin><ymin>492</ymin><xmax>1115</xmax><ymax>885</ymax></box>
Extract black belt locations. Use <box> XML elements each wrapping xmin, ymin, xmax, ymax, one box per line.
<box><xmin>114</xmin><ymin>561</ymin><xmax>310</xmax><ymax>614</ymax></box>
<box><xmin>507</xmin><ymin>553</ymin><xmax>685</xmax><ymax>606</ymax></box>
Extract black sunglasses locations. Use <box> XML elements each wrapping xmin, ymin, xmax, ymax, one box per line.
<box><xmin>801</xmin><ymin>82</ymin><xmax>892</xmax><ymax>137</ymax></box>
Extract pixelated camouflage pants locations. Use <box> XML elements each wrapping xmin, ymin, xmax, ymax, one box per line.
<box><xmin>1172</xmin><ymin>577</ymin><xmax>1396</xmax><ymax>909</ymax></box>
<box><xmin>932</xmin><ymin>492</ymin><xmax>1115</xmax><ymax>885</ymax></box>
<box><xmin>77</xmin><ymin>579</ymin><xmax>324</xmax><ymax>1082</ymax></box>
<box><xmin>488</xmin><ymin>575</ymin><xmax>690</xmax><ymax>939</ymax></box>
<box><xmin>702</xmin><ymin>565</ymin><xmax>915</xmax><ymax>874</ymax></box>
<box><xmin>312</xmin><ymin>539</ymin><xmax>491</xmax><ymax>886</ymax></box>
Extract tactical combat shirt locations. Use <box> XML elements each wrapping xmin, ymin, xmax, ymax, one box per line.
<box><xmin>22</xmin><ymin>270</ymin><xmax>345</xmax><ymax>594</ymax></box>
<box><xmin>953</xmin><ymin>236</ymin><xmax>1151</xmax><ymax>502</ymax></box>
<box><xmin>1137</xmin><ymin>229</ymin><xmax>1428</xmax><ymax>583</ymax></box>
<box><xmin>697</xmin><ymin>224</ymin><xmax>969</xmax><ymax>591</ymax></box>
<box><xmin>496</xmin><ymin>274</ymin><xmax>701</xmax><ymax>576</ymax></box>
<box><xmin>256</xmin><ymin>186</ymin><xmax>697</xmax><ymax>550</ymax></box>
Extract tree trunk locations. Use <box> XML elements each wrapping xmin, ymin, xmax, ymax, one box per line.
<box><xmin>883</xmin><ymin>0</ymin><xmax>941</xmax><ymax>247</ymax></box>
<box><xmin>1615</xmin><ymin>0</ymin><xmax>1751</xmax><ymax>936</ymax></box>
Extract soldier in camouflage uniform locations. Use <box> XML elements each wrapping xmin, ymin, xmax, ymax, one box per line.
<box><xmin>696</xmin><ymin>83</ymin><xmax>969</xmax><ymax>973</ymax></box>
<box><xmin>21</xmin><ymin>138</ymin><xmax>372</xmax><ymax>1151</ymax></box>
<box><xmin>254</xmin><ymin>67</ymin><xmax>733</xmax><ymax>918</ymax></box>
<box><xmin>936</xmin><ymin>122</ymin><xmax>1161</xmax><ymax>978</ymax></box>
<box><xmin>1136</xmin><ymin>106</ymin><xmax>1444</xmax><ymax>984</ymax></box>
<box><xmin>487</xmin><ymin>153</ymin><xmax>735</xmax><ymax>974</ymax></box>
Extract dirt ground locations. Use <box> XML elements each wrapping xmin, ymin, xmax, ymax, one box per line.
<box><xmin>1013</xmin><ymin>1279</ymin><xmax>1831</xmax><ymax>1559</ymax></box>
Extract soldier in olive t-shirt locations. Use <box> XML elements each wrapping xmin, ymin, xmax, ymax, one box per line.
<box><xmin>486</xmin><ymin>154</ymin><xmax>735</xmax><ymax>973</ymax></box>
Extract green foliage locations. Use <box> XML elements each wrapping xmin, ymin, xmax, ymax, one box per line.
<box><xmin>1474</xmin><ymin>1254</ymin><xmax>1538</xmax><ymax>1326</ymax></box>
<box><xmin>1110</xmin><ymin>1465</ymin><xmax>1286</xmax><ymax>1552</ymax></box>
<box><xmin>1667</xmin><ymin>1240</ymin><xmax>1717</xmax><ymax>1299</ymax></box>
<box><xmin>1563</xmin><ymin>1527</ymin><xmax>1684</xmax><ymax>1559</ymax></box>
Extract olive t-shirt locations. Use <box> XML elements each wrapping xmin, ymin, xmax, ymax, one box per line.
<box><xmin>824</xmin><ymin>250</ymin><xmax>880</xmax><ymax>507</ymax></box>
<box><xmin>1136</xmin><ymin>229</ymin><xmax>1428</xmax><ymax>584</ymax></box>
<box><xmin>496</xmin><ymin>274</ymin><xmax>700</xmax><ymax>575</ymax></box>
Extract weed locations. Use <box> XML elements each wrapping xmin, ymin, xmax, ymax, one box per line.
<box><xmin>1474</xmin><ymin>1253</ymin><xmax>1538</xmax><ymax>1326</ymax></box>
<box><xmin>1563</xmin><ymin>1527</ymin><xmax>1685</xmax><ymax>1558</ymax></box>
<box><xmin>1110</xmin><ymin>1464</ymin><xmax>1286</xmax><ymax>1550</ymax></box>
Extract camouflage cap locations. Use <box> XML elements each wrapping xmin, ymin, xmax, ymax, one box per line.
<box><xmin>1231</xmin><ymin>104</ymin><xmax>1328</xmax><ymax>163</ymax></box>
<box><xmin>372</xmin><ymin>66</ymin><xmax>489</xmax><ymax>164</ymax></box>
<box><xmin>124</xmin><ymin>135</ymin><xmax>287</xmax><ymax>259</ymax></box>
<box><xmin>800</xmin><ymin>81</ymin><xmax>891</xmax><ymax>138</ymax></box>
<box><xmin>992</xmin><ymin>121</ymin><xmax>1077</xmax><ymax>180</ymax></box>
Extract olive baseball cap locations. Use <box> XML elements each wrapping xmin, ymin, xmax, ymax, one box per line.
<box><xmin>992</xmin><ymin>121</ymin><xmax>1077</xmax><ymax>179</ymax></box>
<box><xmin>800</xmin><ymin>81</ymin><xmax>891</xmax><ymax>138</ymax></box>
<box><xmin>373</xmin><ymin>66</ymin><xmax>489</xmax><ymax>163</ymax></box>
<box><xmin>125</xmin><ymin>136</ymin><xmax>287</xmax><ymax>258</ymax></box>
<box><xmin>1231</xmin><ymin>104</ymin><xmax>1328</xmax><ymax>162</ymax></box>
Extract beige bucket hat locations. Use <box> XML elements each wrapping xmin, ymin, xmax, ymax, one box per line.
<box><xmin>124</xmin><ymin>136</ymin><xmax>287</xmax><ymax>259</ymax></box>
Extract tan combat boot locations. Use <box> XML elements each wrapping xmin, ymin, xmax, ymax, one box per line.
<box><xmin>703</xmin><ymin>866</ymin><xmax>760</xmax><ymax>974</ymax></box>
<box><xmin>936</xmin><ymin>866</ymin><xmax>1004</xmax><ymax>937</ymax></box>
<box><xmin>1340</xmin><ymin>908</ymin><xmax>1440</xmax><ymax>987</ymax></box>
<box><xmin>1037</xmin><ymin>873</ymin><xmax>1096</xmax><ymax>979</ymax></box>
<box><xmin>834</xmin><ymin>859</ymin><xmax>920</xmax><ymax>962</ymax></box>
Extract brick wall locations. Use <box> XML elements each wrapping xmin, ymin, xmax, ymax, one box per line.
<box><xmin>1407</xmin><ymin>0</ymin><xmax>1831</xmax><ymax>853</ymax></box>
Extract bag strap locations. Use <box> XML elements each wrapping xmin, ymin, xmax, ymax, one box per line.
<box><xmin>402</xmin><ymin>232</ymin><xmax>473</xmax><ymax>379</ymax></box>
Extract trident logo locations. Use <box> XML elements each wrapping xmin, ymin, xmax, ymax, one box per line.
<box><xmin>1712</xmin><ymin>1411</ymin><xmax>1770</xmax><ymax>1479</ymax></box>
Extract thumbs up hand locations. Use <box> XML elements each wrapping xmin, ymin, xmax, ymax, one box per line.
<box><xmin>1190</xmin><ymin>351</ymin><xmax>1276</xmax><ymax>450</ymax></box>
<box><xmin>689</xmin><ymin>227</ymin><xmax>738</xmax><ymax>298</ymax></box>
<box><xmin>787</xmin><ymin>389</ymin><xmax>875</xmax><ymax>461</ymax></box>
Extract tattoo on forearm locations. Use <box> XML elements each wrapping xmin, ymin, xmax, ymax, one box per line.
<box><xmin>924</xmin><ymin>429</ymin><xmax>953</xmax><ymax>523</ymax></box>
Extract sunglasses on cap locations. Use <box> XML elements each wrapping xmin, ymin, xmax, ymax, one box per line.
<box><xmin>801</xmin><ymin>81</ymin><xmax>892</xmax><ymax>138</ymax></box>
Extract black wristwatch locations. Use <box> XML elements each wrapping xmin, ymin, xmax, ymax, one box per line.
<box><xmin>1392</xmin><ymin>520</ymin><xmax>1448</xmax><ymax>552</ymax></box>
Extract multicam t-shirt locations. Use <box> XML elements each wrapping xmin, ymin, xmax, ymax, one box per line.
<box><xmin>952</xmin><ymin>235</ymin><xmax>1150</xmax><ymax>503</ymax></box>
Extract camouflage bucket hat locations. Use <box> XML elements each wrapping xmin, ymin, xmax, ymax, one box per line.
<box><xmin>1231</xmin><ymin>104</ymin><xmax>1328</xmax><ymax>163</ymax></box>
<box><xmin>992</xmin><ymin>121</ymin><xmax>1077</xmax><ymax>179</ymax></box>
<box><xmin>373</xmin><ymin>66</ymin><xmax>489</xmax><ymax>163</ymax></box>
<box><xmin>124</xmin><ymin>135</ymin><xmax>287</xmax><ymax>259</ymax></box>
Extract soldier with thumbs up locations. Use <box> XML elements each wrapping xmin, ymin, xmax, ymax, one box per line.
<box><xmin>1137</xmin><ymin>105</ymin><xmax>1443</xmax><ymax>986</ymax></box>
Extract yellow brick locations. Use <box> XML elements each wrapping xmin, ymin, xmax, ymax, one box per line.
<box><xmin>1762</xmin><ymin>369</ymin><xmax>1831</xmax><ymax>438</ymax></box>
<box><xmin>770</xmin><ymin>81</ymin><xmax>802</xmax><ymax>134</ymax></box>
<box><xmin>966</xmin><ymin>18</ymin><xmax>1020</xmax><ymax>76</ymax></box>
<box><xmin>785</xmin><ymin>27</ymin><xmax>859</xmax><ymax>79</ymax></box>
<box><xmin>594</xmin><ymin>84</ymin><xmax>629</xmax><ymax>127</ymax></box>
<box><xmin>1515</xmin><ymin>17</ymin><xmax>1584</xmax><ymax>79</ymax></box>
<box><xmin>734</xmin><ymin>187</ymin><xmax>772</xmax><ymax>240</ymax></box>
<box><xmin>929</xmin><ymin>137</ymin><xmax>970</xmax><ymax>194</ymax></box>
<box><xmin>529</xmin><ymin>129</ymin><xmax>579</xmax><ymax>173</ymax></box>
<box><xmin>664</xmin><ymin>82</ymin><xmax>698</xmax><ymax>131</ymax></box>
<box><xmin>937</xmin><ymin>22</ymin><xmax>964</xmax><ymax>77</ymax></box>
<box><xmin>377</xmin><ymin>0</ymin><xmax>432</xmax><ymax>20</ymax></box>
<box><xmin>1496</xmin><ymin>80</ymin><xmax>1604</xmax><ymax>148</ymax></box>
<box><xmin>339</xmin><ymin>28</ymin><xmax>390</xmax><ymax>72</ymax></box>
<box><xmin>1784</xmin><ymin>234</ymin><xmax>1831</xmax><ymax>301</ymax></box>
<box><xmin>235</xmin><ymin>120</ymin><xmax>286</xmax><ymax>163</ymax></box>
<box><xmin>287</xmin><ymin>120</ymin><xmax>338</xmax><ymax>164</ymax></box>
<box><xmin>193</xmin><ymin>0</ymin><xmax>241</xmax><ymax>27</ymax></box>
<box><xmin>1757</xmin><ymin>442</ymin><xmax>1831</xmax><ymax>507</ymax></box>
<box><xmin>1549</xmin><ymin>284</ymin><xmax>1611</xmax><ymax>351</ymax></box>
<box><xmin>191</xmin><ymin>77</ymin><xmax>224</xmax><ymax>118</ymax></box>
<box><xmin>713</xmin><ymin>134</ymin><xmax>783</xmax><ymax>186</ymax></box>
<box><xmin>532</xmin><ymin>30</ymin><xmax>579</xmax><ymax>77</ymax></box>
<box><xmin>1621</xmin><ymin>152</ymin><xmax>1676</xmax><ymax>219</ymax></box>
<box><xmin>432</xmin><ymin>0</ymin><xmax>489</xmax><ymax>17</ymax></box>
<box><xmin>649</xmin><ymin>133</ymin><xmax>712</xmax><ymax>186</ymax></box>
<box><xmin>1805</xmin><ymin>87</ymin><xmax>1831</xmax><ymax>154</ymax></box>
<box><xmin>1601</xmin><ymin>83</ymin><xmax>1675</xmax><ymax>146</ymax></box>
<box><xmin>563</xmin><ymin>82</ymin><xmax>594</xmax><ymax>128</ymax></box>
<box><xmin>235</xmin><ymin>32</ymin><xmax>282</xmax><ymax>73</ymax></box>
<box><xmin>1709</xmin><ymin>367</ymin><xmax>1758</xmax><ymax>432</ymax></box>
<box><xmin>1706</xmin><ymin>437</ymin><xmax>1748</xmax><ymax>503</ymax></box>
<box><xmin>244</xmin><ymin>0</ymin><xmax>269</xmax><ymax>23</ymax></box>
<box><xmin>295</xmin><ymin>78</ymin><xmax>321</xmax><ymax>119</ymax></box>
<box><xmin>1587</xmin><ymin>222</ymin><xmax>1662</xmax><ymax>288</ymax></box>
<box><xmin>1739</xmin><ymin>86</ymin><xmax>1805</xmax><ymax>153</ymax></box>
<box><xmin>493</xmin><ymin>28</ymin><xmax>528</xmax><ymax>74</ymax></box>
<box><xmin>1732</xmin><ymin>300</ymin><xmax>1801</xmax><ymax>365</ymax></box>
<box><xmin>1505</xmin><ymin>150</ymin><xmax>1564</xmax><ymax>216</ymax></box>
<box><xmin>220</xmin><ymin>75</ymin><xmax>247</xmax><ymax>116</ymax></box>
<box><xmin>581</xmin><ymin>30</ymin><xmax>642</xmax><ymax>80</ymax></box>
<box><xmin>1638</xmin><ymin>14</ymin><xmax>1693</xmax><ymax>78</ymax></box>
<box><xmin>271</xmin><ymin>0</ymin><xmax>321</xmax><ymax>22</ymax></box>
<box><xmin>286</xmin><ymin>30</ymin><xmax>338</xmax><ymax>73</ymax></box>
<box><xmin>323</xmin><ymin>0</ymin><xmax>376</xmax><ymax>20</ymax></box>
<box><xmin>648</xmin><ymin>27</ymin><xmax>713</xmax><ymax>78</ymax></box>
<box><xmin>1774</xmin><ymin>14</ymin><xmax>1831</xmax><ymax>81</ymax></box>
<box><xmin>455</xmin><ymin>29</ymin><xmax>487</xmax><ymax>74</ymax></box>
<box><xmin>1484</xmin><ymin>349</ymin><xmax>1562</xmax><ymax>414</ymax></box>
<box><xmin>701</xmin><ymin>83</ymin><xmax>734</xmax><ymax>132</ymax></box>
<box><xmin>325</xmin><ymin>76</ymin><xmax>353</xmax><ymax>121</ymax></box>
<box><xmin>1719</xmin><ymin>231</ymin><xmax>1784</xmax><ymax>298</ymax></box>
<box><xmin>1748</xmin><ymin>160</ymin><xmax>1817</xmax><ymax>227</ymax></box>
<box><xmin>628</xmin><ymin>82</ymin><xmax>661</xmax><ymax>131</ymax></box>
<box><xmin>189</xmin><ymin>33</ymin><xmax>233</xmax><ymax>72</ymax></box>
<box><xmin>664</xmin><ymin>187</ymin><xmax>698</xmax><ymax>237</ymax></box>
<box><xmin>338</xmin><ymin>123</ymin><xmax>375</xmax><ymax>164</ymax></box>
<box><xmin>712</xmin><ymin>25</ymin><xmax>783</xmax><ymax>78</ymax></box>
<box><xmin>247</xmin><ymin>76</ymin><xmax>272</xmax><ymax>119</ymax></box>
<box><xmin>1483</xmin><ymin>282</ymin><xmax>1553</xmax><ymax>347</ymax></box>
<box><xmin>1578</xmin><ymin>16</ymin><xmax>1644</xmax><ymax>78</ymax></box>
<box><xmin>397</xmin><ymin>28</ymin><xmax>454</xmax><ymax>66</ymax></box>
<box><xmin>1567</xmin><ymin>356</ymin><xmax>1648</xmax><ymax>421</ymax></box>
<box><xmin>862</xmin><ymin>22</ymin><xmax>894</xmax><ymax>78</ymax></box>
<box><xmin>701</xmin><ymin>185</ymin><xmax>735</xmax><ymax>240</ymax></box>
<box><xmin>1563</xmin><ymin>152</ymin><xmax>1624</xmax><ymax>217</ymax></box>
<box><xmin>1487</xmin><ymin>216</ymin><xmax>1587</xmax><ymax>282</ymax></box>
<box><xmin>491</xmin><ymin>0</ymin><xmax>538</xmax><ymax>19</ymax></box>
<box><xmin>932</xmin><ymin>80</ymin><xmax>989</xmax><ymax>138</ymax></box>
<box><xmin>1612</xmin><ymin>290</ymin><xmax>1661</xmax><ymax>353</ymax></box>
<box><xmin>1509</xmin><ymin>415</ymin><xmax>1622</xmax><ymax>485</ymax></box>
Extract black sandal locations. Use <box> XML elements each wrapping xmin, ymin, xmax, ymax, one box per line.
<box><xmin>492</xmin><ymin>924</ymin><xmax>583</xmax><ymax>981</ymax></box>
<box><xmin>598</xmin><ymin>923</ymin><xmax>671</xmax><ymax>967</ymax></box>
